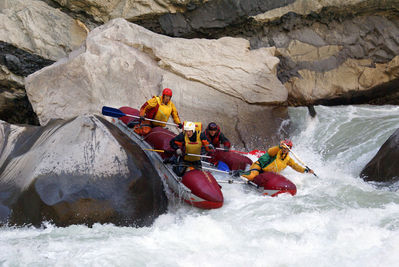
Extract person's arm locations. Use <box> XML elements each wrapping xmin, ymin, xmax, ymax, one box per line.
<box><xmin>139</xmin><ymin>97</ymin><xmax>158</xmax><ymax>116</ymax></box>
<box><xmin>267</xmin><ymin>146</ymin><xmax>280</xmax><ymax>157</ymax></box>
<box><xmin>219</xmin><ymin>132</ymin><xmax>231</xmax><ymax>148</ymax></box>
<box><xmin>287</xmin><ymin>158</ymin><xmax>306</xmax><ymax>173</ymax></box>
<box><xmin>200</xmin><ymin>132</ymin><xmax>214</xmax><ymax>152</ymax></box>
<box><xmin>170</xmin><ymin>102</ymin><xmax>181</xmax><ymax>124</ymax></box>
<box><xmin>170</xmin><ymin>133</ymin><xmax>184</xmax><ymax>150</ymax></box>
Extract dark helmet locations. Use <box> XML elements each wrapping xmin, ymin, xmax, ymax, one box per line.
<box><xmin>207</xmin><ymin>122</ymin><xmax>218</xmax><ymax>131</ymax></box>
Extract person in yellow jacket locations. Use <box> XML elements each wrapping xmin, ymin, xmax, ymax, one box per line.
<box><xmin>168</xmin><ymin>121</ymin><xmax>215</xmax><ymax>176</ymax></box>
<box><xmin>134</xmin><ymin>88</ymin><xmax>183</xmax><ymax>135</ymax></box>
<box><xmin>240</xmin><ymin>140</ymin><xmax>314</xmax><ymax>181</ymax></box>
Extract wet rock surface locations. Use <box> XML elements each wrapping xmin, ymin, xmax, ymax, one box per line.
<box><xmin>0</xmin><ymin>115</ymin><xmax>168</xmax><ymax>226</ymax></box>
<box><xmin>360</xmin><ymin>128</ymin><xmax>399</xmax><ymax>184</ymax></box>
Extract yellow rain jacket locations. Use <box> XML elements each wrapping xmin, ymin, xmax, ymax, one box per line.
<box><xmin>242</xmin><ymin>146</ymin><xmax>305</xmax><ymax>181</ymax></box>
<box><xmin>140</xmin><ymin>96</ymin><xmax>181</xmax><ymax>127</ymax></box>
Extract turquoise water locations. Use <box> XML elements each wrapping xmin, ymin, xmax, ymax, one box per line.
<box><xmin>1</xmin><ymin>105</ymin><xmax>399</xmax><ymax>267</ymax></box>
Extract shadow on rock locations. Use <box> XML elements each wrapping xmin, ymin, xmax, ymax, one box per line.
<box><xmin>0</xmin><ymin>115</ymin><xmax>167</xmax><ymax>227</ymax></box>
<box><xmin>360</xmin><ymin>128</ymin><xmax>399</xmax><ymax>186</ymax></box>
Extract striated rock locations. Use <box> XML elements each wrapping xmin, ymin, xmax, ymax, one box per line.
<box><xmin>51</xmin><ymin>0</ymin><xmax>208</xmax><ymax>23</ymax></box>
<box><xmin>0</xmin><ymin>115</ymin><xmax>168</xmax><ymax>226</ymax></box>
<box><xmin>25</xmin><ymin>18</ymin><xmax>288</xmax><ymax>149</ymax></box>
<box><xmin>0</xmin><ymin>0</ymin><xmax>88</xmax><ymax>60</ymax></box>
<box><xmin>360</xmin><ymin>128</ymin><xmax>399</xmax><ymax>183</ymax></box>
<box><xmin>285</xmin><ymin>56</ymin><xmax>399</xmax><ymax>104</ymax></box>
<box><xmin>253</xmin><ymin>0</ymin><xmax>377</xmax><ymax>22</ymax></box>
<box><xmin>0</xmin><ymin>0</ymin><xmax>88</xmax><ymax>124</ymax></box>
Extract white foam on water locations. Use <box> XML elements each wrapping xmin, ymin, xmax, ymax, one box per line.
<box><xmin>1</xmin><ymin>105</ymin><xmax>399</xmax><ymax>266</ymax></box>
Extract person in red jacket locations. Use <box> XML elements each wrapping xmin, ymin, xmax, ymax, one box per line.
<box><xmin>133</xmin><ymin>88</ymin><xmax>183</xmax><ymax>135</ymax></box>
<box><xmin>204</xmin><ymin>122</ymin><xmax>231</xmax><ymax>152</ymax></box>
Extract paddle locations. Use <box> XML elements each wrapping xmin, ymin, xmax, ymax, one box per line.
<box><xmin>281</xmin><ymin>144</ymin><xmax>318</xmax><ymax>178</ymax></box>
<box><xmin>102</xmin><ymin>106</ymin><xmax>179</xmax><ymax>127</ymax></box>
<box><xmin>143</xmin><ymin>148</ymin><xmax>212</xmax><ymax>159</ymax></box>
<box><xmin>216</xmin><ymin>147</ymin><xmax>265</xmax><ymax>155</ymax></box>
<box><xmin>199</xmin><ymin>166</ymin><xmax>259</xmax><ymax>188</ymax></box>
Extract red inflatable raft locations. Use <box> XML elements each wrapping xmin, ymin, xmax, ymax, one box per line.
<box><xmin>117</xmin><ymin>107</ymin><xmax>223</xmax><ymax>209</ymax></box>
<box><xmin>252</xmin><ymin>172</ymin><xmax>297</xmax><ymax>197</ymax></box>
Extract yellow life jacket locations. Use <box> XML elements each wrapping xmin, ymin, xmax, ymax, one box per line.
<box><xmin>262</xmin><ymin>150</ymin><xmax>291</xmax><ymax>173</ymax></box>
<box><xmin>184</xmin><ymin>122</ymin><xmax>202</xmax><ymax>162</ymax></box>
<box><xmin>153</xmin><ymin>96</ymin><xmax>173</xmax><ymax>127</ymax></box>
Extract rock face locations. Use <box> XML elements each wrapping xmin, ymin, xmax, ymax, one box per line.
<box><xmin>0</xmin><ymin>115</ymin><xmax>168</xmax><ymax>226</ymax></box>
<box><xmin>25</xmin><ymin>18</ymin><xmax>289</xmax><ymax>149</ymax></box>
<box><xmin>0</xmin><ymin>0</ymin><xmax>88</xmax><ymax>124</ymax></box>
<box><xmin>50</xmin><ymin>0</ymin><xmax>207</xmax><ymax>23</ymax></box>
<box><xmin>2</xmin><ymin>0</ymin><xmax>399</xmax><ymax>125</ymax></box>
<box><xmin>360</xmin><ymin>128</ymin><xmax>399</xmax><ymax>183</ymax></box>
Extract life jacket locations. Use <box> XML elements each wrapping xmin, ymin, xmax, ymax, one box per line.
<box><xmin>184</xmin><ymin>122</ymin><xmax>202</xmax><ymax>162</ymax></box>
<box><xmin>257</xmin><ymin>153</ymin><xmax>277</xmax><ymax>169</ymax></box>
<box><xmin>261</xmin><ymin>150</ymin><xmax>291</xmax><ymax>173</ymax></box>
<box><xmin>140</xmin><ymin>96</ymin><xmax>174</xmax><ymax>127</ymax></box>
<box><xmin>140</xmin><ymin>97</ymin><xmax>159</xmax><ymax>120</ymax></box>
<box><xmin>205</xmin><ymin>126</ymin><xmax>221</xmax><ymax>147</ymax></box>
<box><xmin>153</xmin><ymin>97</ymin><xmax>174</xmax><ymax>127</ymax></box>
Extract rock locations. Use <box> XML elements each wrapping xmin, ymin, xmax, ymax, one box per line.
<box><xmin>0</xmin><ymin>115</ymin><xmax>168</xmax><ymax>226</ymax></box>
<box><xmin>360</xmin><ymin>128</ymin><xmax>399</xmax><ymax>183</ymax></box>
<box><xmin>25</xmin><ymin>18</ymin><xmax>289</xmax><ymax>149</ymax></box>
<box><xmin>51</xmin><ymin>0</ymin><xmax>203</xmax><ymax>23</ymax></box>
<box><xmin>0</xmin><ymin>0</ymin><xmax>88</xmax><ymax>60</ymax></box>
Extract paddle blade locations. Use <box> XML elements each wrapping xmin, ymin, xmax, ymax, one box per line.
<box><xmin>102</xmin><ymin>106</ymin><xmax>126</xmax><ymax>118</ymax></box>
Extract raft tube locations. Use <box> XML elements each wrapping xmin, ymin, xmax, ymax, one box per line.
<box><xmin>253</xmin><ymin>172</ymin><xmax>297</xmax><ymax>197</ymax></box>
<box><xmin>182</xmin><ymin>169</ymin><xmax>224</xmax><ymax>209</ymax></box>
<box><xmin>211</xmin><ymin>150</ymin><xmax>252</xmax><ymax>170</ymax></box>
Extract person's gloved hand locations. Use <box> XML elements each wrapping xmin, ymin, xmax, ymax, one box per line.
<box><xmin>178</xmin><ymin>123</ymin><xmax>183</xmax><ymax>129</ymax></box>
<box><xmin>223</xmin><ymin>146</ymin><xmax>230</xmax><ymax>152</ymax></box>
<box><xmin>139</xmin><ymin>116</ymin><xmax>145</xmax><ymax>122</ymax></box>
<box><xmin>304</xmin><ymin>167</ymin><xmax>314</xmax><ymax>174</ymax></box>
<box><xmin>176</xmin><ymin>148</ymin><xmax>183</xmax><ymax>156</ymax></box>
<box><xmin>208</xmin><ymin>144</ymin><xmax>215</xmax><ymax>151</ymax></box>
<box><xmin>231</xmin><ymin>170</ymin><xmax>241</xmax><ymax>177</ymax></box>
<box><xmin>305</xmin><ymin>167</ymin><xmax>314</xmax><ymax>174</ymax></box>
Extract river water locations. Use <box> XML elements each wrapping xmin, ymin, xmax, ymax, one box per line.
<box><xmin>1</xmin><ymin>105</ymin><xmax>399</xmax><ymax>266</ymax></box>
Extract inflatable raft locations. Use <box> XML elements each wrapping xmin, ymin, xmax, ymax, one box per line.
<box><xmin>115</xmin><ymin>107</ymin><xmax>223</xmax><ymax>209</ymax></box>
<box><xmin>104</xmin><ymin>106</ymin><xmax>297</xmax><ymax>199</ymax></box>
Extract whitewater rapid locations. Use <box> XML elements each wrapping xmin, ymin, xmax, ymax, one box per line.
<box><xmin>1</xmin><ymin>105</ymin><xmax>399</xmax><ymax>266</ymax></box>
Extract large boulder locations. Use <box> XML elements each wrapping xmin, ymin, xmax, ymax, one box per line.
<box><xmin>0</xmin><ymin>115</ymin><xmax>168</xmax><ymax>226</ymax></box>
<box><xmin>360</xmin><ymin>128</ymin><xmax>399</xmax><ymax>183</ymax></box>
<box><xmin>25</xmin><ymin>18</ymin><xmax>289</xmax><ymax>149</ymax></box>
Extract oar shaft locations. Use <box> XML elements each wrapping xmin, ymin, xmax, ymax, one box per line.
<box><xmin>124</xmin><ymin>114</ymin><xmax>178</xmax><ymax>127</ymax></box>
<box><xmin>143</xmin><ymin>148</ymin><xmax>212</xmax><ymax>158</ymax></box>
<box><xmin>216</xmin><ymin>179</ymin><xmax>247</xmax><ymax>184</ymax></box>
<box><xmin>282</xmin><ymin>144</ymin><xmax>318</xmax><ymax>177</ymax></box>
<box><xmin>201</xmin><ymin>166</ymin><xmax>259</xmax><ymax>187</ymax></box>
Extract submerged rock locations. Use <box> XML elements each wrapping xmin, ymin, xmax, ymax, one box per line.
<box><xmin>360</xmin><ymin>128</ymin><xmax>399</xmax><ymax>183</ymax></box>
<box><xmin>0</xmin><ymin>115</ymin><xmax>167</xmax><ymax>227</ymax></box>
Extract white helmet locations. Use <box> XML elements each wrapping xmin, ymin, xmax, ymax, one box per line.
<box><xmin>184</xmin><ymin>121</ymin><xmax>196</xmax><ymax>132</ymax></box>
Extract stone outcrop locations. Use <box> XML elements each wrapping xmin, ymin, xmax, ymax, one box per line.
<box><xmin>360</xmin><ymin>128</ymin><xmax>399</xmax><ymax>183</ymax></box>
<box><xmin>25</xmin><ymin>18</ymin><xmax>289</xmax><ymax>149</ymax></box>
<box><xmin>49</xmin><ymin>0</ymin><xmax>208</xmax><ymax>23</ymax></box>
<box><xmin>2</xmin><ymin>0</ymin><xmax>399</xmax><ymax>124</ymax></box>
<box><xmin>0</xmin><ymin>0</ymin><xmax>88</xmax><ymax>60</ymax></box>
<box><xmin>0</xmin><ymin>0</ymin><xmax>88</xmax><ymax>124</ymax></box>
<box><xmin>0</xmin><ymin>115</ymin><xmax>168</xmax><ymax>226</ymax></box>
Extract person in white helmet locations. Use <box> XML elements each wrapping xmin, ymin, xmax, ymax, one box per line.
<box><xmin>167</xmin><ymin>121</ymin><xmax>215</xmax><ymax>176</ymax></box>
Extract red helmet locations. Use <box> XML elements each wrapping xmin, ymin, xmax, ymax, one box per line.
<box><xmin>162</xmin><ymin>88</ymin><xmax>172</xmax><ymax>97</ymax></box>
<box><xmin>280</xmin><ymin>139</ymin><xmax>293</xmax><ymax>149</ymax></box>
